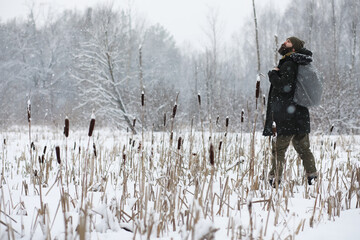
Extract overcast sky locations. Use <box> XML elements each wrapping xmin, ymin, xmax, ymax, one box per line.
<box><xmin>0</xmin><ymin>0</ymin><xmax>290</xmax><ymax>48</ymax></box>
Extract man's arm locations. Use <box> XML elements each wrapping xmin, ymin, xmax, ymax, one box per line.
<box><xmin>268</xmin><ymin>62</ymin><xmax>297</xmax><ymax>92</ymax></box>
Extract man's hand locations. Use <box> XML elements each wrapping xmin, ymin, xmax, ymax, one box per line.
<box><xmin>273</xmin><ymin>67</ymin><xmax>280</xmax><ymax>71</ymax></box>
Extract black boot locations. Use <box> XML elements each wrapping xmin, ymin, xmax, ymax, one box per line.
<box><xmin>307</xmin><ymin>175</ymin><xmax>317</xmax><ymax>185</ymax></box>
<box><xmin>269</xmin><ymin>178</ymin><xmax>281</xmax><ymax>188</ymax></box>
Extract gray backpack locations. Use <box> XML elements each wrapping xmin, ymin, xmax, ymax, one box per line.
<box><xmin>293</xmin><ymin>63</ymin><xmax>323</xmax><ymax>107</ymax></box>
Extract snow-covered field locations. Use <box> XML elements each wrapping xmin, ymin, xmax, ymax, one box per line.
<box><xmin>0</xmin><ymin>125</ymin><xmax>359</xmax><ymax>240</ymax></box>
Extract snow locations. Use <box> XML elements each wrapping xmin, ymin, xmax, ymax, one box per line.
<box><xmin>0</xmin><ymin>126</ymin><xmax>359</xmax><ymax>239</ymax></box>
<box><xmin>297</xmin><ymin>209</ymin><xmax>360</xmax><ymax>239</ymax></box>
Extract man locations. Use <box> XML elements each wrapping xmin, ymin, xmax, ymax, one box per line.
<box><xmin>263</xmin><ymin>36</ymin><xmax>317</xmax><ymax>186</ymax></box>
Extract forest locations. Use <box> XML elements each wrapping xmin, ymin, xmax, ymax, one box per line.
<box><xmin>0</xmin><ymin>0</ymin><xmax>359</xmax><ymax>134</ymax></box>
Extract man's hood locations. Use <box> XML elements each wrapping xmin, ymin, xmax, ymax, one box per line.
<box><xmin>290</xmin><ymin>48</ymin><xmax>313</xmax><ymax>65</ymax></box>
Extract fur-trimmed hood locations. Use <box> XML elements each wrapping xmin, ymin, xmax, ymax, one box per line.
<box><xmin>290</xmin><ymin>48</ymin><xmax>313</xmax><ymax>65</ymax></box>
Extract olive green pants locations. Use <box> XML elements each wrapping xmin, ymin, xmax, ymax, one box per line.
<box><xmin>269</xmin><ymin>134</ymin><xmax>317</xmax><ymax>178</ymax></box>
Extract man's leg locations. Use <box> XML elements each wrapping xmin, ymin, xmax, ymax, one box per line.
<box><xmin>269</xmin><ymin>135</ymin><xmax>292</xmax><ymax>181</ymax></box>
<box><xmin>292</xmin><ymin>134</ymin><xmax>317</xmax><ymax>183</ymax></box>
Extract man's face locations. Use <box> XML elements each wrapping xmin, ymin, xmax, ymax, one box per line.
<box><xmin>283</xmin><ymin>39</ymin><xmax>293</xmax><ymax>48</ymax></box>
<box><xmin>278</xmin><ymin>39</ymin><xmax>294</xmax><ymax>56</ymax></box>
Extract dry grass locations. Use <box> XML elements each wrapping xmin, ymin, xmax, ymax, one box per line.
<box><xmin>0</xmin><ymin>123</ymin><xmax>359</xmax><ymax>239</ymax></box>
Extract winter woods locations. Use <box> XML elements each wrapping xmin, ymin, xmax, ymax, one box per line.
<box><xmin>0</xmin><ymin>0</ymin><xmax>359</xmax><ymax>133</ymax></box>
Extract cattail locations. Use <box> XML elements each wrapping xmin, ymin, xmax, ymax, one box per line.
<box><xmin>256</xmin><ymin>80</ymin><xmax>260</xmax><ymax>99</ymax></box>
<box><xmin>41</xmin><ymin>146</ymin><xmax>47</xmax><ymax>164</ymax></box>
<box><xmin>64</xmin><ymin>117</ymin><xmax>69</xmax><ymax>138</ymax></box>
<box><xmin>172</xmin><ymin>103</ymin><xmax>177</xmax><ymax>118</ymax></box>
<box><xmin>3</xmin><ymin>139</ymin><xmax>6</xmax><ymax>145</ymax></box>
<box><xmin>197</xmin><ymin>92</ymin><xmax>201</xmax><ymax>106</ymax></box>
<box><xmin>133</xmin><ymin>118</ymin><xmax>136</xmax><ymax>128</ymax></box>
<box><xmin>163</xmin><ymin>113</ymin><xmax>166</xmax><ymax>127</ymax></box>
<box><xmin>272</xmin><ymin>121</ymin><xmax>277</xmax><ymax>137</ymax></box>
<box><xmin>177</xmin><ymin>137</ymin><xmax>182</xmax><ymax>150</ymax></box>
<box><xmin>216</xmin><ymin>115</ymin><xmax>220</xmax><ymax>125</ymax></box>
<box><xmin>55</xmin><ymin>146</ymin><xmax>61</xmax><ymax>164</ymax></box>
<box><xmin>241</xmin><ymin>109</ymin><xmax>244</xmax><ymax>123</ymax></box>
<box><xmin>27</xmin><ymin>99</ymin><xmax>31</xmax><ymax>123</ymax></box>
<box><xmin>93</xmin><ymin>143</ymin><xmax>97</xmax><ymax>157</ymax></box>
<box><xmin>330</xmin><ymin>125</ymin><xmax>334</xmax><ymax>133</ymax></box>
<box><xmin>141</xmin><ymin>91</ymin><xmax>145</xmax><ymax>106</ymax></box>
<box><xmin>38</xmin><ymin>156</ymin><xmax>42</xmax><ymax>164</ymax></box>
<box><xmin>209</xmin><ymin>143</ymin><xmax>215</xmax><ymax>166</ymax></box>
<box><xmin>137</xmin><ymin>141</ymin><xmax>142</xmax><ymax>152</ymax></box>
<box><xmin>132</xmin><ymin>140</ymin><xmax>135</xmax><ymax>148</ymax></box>
<box><xmin>334</xmin><ymin>142</ymin><xmax>336</xmax><ymax>150</ymax></box>
<box><xmin>74</xmin><ymin>142</ymin><xmax>76</xmax><ymax>150</ymax></box>
<box><xmin>218</xmin><ymin>141</ymin><xmax>223</xmax><ymax>151</ymax></box>
<box><xmin>226</xmin><ymin>116</ymin><xmax>229</xmax><ymax>128</ymax></box>
<box><xmin>88</xmin><ymin>113</ymin><xmax>96</xmax><ymax>137</ymax></box>
<box><xmin>31</xmin><ymin>142</ymin><xmax>35</xmax><ymax>150</ymax></box>
<box><xmin>122</xmin><ymin>145</ymin><xmax>126</xmax><ymax>163</ymax></box>
<box><xmin>263</xmin><ymin>95</ymin><xmax>266</xmax><ymax>106</ymax></box>
<box><xmin>170</xmin><ymin>131</ymin><xmax>173</xmax><ymax>141</ymax></box>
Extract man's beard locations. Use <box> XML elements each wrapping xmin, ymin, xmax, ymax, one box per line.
<box><xmin>278</xmin><ymin>43</ymin><xmax>293</xmax><ymax>56</ymax></box>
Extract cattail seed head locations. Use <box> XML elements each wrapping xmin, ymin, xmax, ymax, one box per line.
<box><xmin>263</xmin><ymin>95</ymin><xmax>266</xmax><ymax>105</ymax></box>
<box><xmin>241</xmin><ymin>109</ymin><xmax>244</xmax><ymax>123</ymax></box>
<box><xmin>216</xmin><ymin>115</ymin><xmax>219</xmax><ymax>125</ymax></box>
<box><xmin>170</xmin><ymin>131</ymin><xmax>173</xmax><ymax>141</ymax></box>
<box><xmin>141</xmin><ymin>91</ymin><xmax>145</xmax><ymax>106</ymax></box>
<box><xmin>209</xmin><ymin>143</ymin><xmax>215</xmax><ymax>166</ymax></box>
<box><xmin>93</xmin><ymin>143</ymin><xmax>97</xmax><ymax>157</ymax></box>
<box><xmin>226</xmin><ymin>116</ymin><xmax>229</xmax><ymax>128</ymax></box>
<box><xmin>133</xmin><ymin>118</ymin><xmax>136</xmax><ymax>128</ymax></box>
<box><xmin>172</xmin><ymin>103</ymin><xmax>177</xmax><ymax>119</ymax></box>
<box><xmin>177</xmin><ymin>137</ymin><xmax>182</xmax><ymax>150</ymax></box>
<box><xmin>27</xmin><ymin>99</ymin><xmax>31</xmax><ymax>123</ymax></box>
<box><xmin>137</xmin><ymin>141</ymin><xmax>142</xmax><ymax>152</ymax></box>
<box><xmin>197</xmin><ymin>93</ymin><xmax>201</xmax><ymax>106</ymax></box>
<box><xmin>122</xmin><ymin>145</ymin><xmax>126</xmax><ymax>163</ymax></box>
<box><xmin>334</xmin><ymin>142</ymin><xmax>336</xmax><ymax>150</ymax></box>
<box><xmin>330</xmin><ymin>125</ymin><xmax>334</xmax><ymax>133</ymax></box>
<box><xmin>88</xmin><ymin>113</ymin><xmax>96</xmax><ymax>137</ymax></box>
<box><xmin>43</xmin><ymin>146</ymin><xmax>47</xmax><ymax>155</ymax></box>
<box><xmin>218</xmin><ymin>141</ymin><xmax>223</xmax><ymax>151</ymax></box>
<box><xmin>163</xmin><ymin>113</ymin><xmax>167</xmax><ymax>127</ymax></box>
<box><xmin>55</xmin><ymin>146</ymin><xmax>61</xmax><ymax>164</ymax></box>
<box><xmin>31</xmin><ymin>142</ymin><xmax>35</xmax><ymax>150</ymax></box>
<box><xmin>64</xmin><ymin>117</ymin><xmax>69</xmax><ymax>138</ymax></box>
<box><xmin>256</xmin><ymin>80</ymin><xmax>260</xmax><ymax>99</ymax></box>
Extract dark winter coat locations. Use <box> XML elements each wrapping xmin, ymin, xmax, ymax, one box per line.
<box><xmin>263</xmin><ymin>48</ymin><xmax>313</xmax><ymax>136</ymax></box>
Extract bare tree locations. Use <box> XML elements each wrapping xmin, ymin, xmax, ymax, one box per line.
<box><xmin>202</xmin><ymin>6</ymin><xmax>224</xmax><ymax>117</ymax></box>
<box><xmin>73</xmin><ymin>5</ymin><xmax>136</xmax><ymax>133</ymax></box>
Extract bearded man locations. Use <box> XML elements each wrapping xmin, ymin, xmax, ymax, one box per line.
<box><xmin>263</xmin><ymin>36</ymin><xmax>318</xmax><ymax>187</ymax></box>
